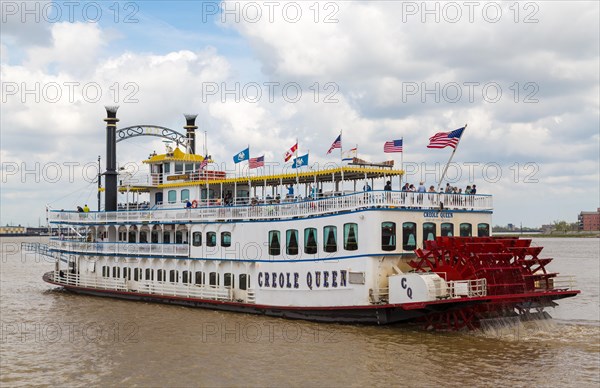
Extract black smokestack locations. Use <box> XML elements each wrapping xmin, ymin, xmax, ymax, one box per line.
<box><xmin>184</xmin><ymin>114</ymin><xmax>198</xmax><ymax>154</ymax></box>
<box><xmin>104</xmin><ymin>106</ymin><xmax>119</xmax><ymax>212</ymax></box>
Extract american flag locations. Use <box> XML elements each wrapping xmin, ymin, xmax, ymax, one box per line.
<box><xmin>249</xmin><ymin>155</ymin><xmax>265</xmax><ymax>169</ymax></box>
<box><xmin>199</xmin><ymin>157</ymin><xmax>209</xmax><ymax>170</ymax></box>
<box><xmin>384</xmin><ymin>139</ymin><xmax>403</xmax><ymax>153</ymax></box>
<box><xmin>427</xmin><ymin>127</ymin><xmax>465</xmax><ymax>149</ymax></box>
<box><xmin>284</xmin><ymin>143</ymin><xmax>298</xmax><ymax>162</ymax></box>
<box><xmin>326</xmin><ymin>134</ymin><xmax>342</xmax><ymax>154</ymax></box>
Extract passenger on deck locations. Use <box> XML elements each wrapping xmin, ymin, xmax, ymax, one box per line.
<box><xmin>185</xmin><ymin>200</ymin><xmax>192</xmax><ymax>209</ymax></box>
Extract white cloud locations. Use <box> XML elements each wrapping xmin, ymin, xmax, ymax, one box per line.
<box><xmin>1</xmin><ymin>2</ymin><xmax>599</xmax><ymax>227</ymax></box>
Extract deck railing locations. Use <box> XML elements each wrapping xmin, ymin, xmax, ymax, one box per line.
<box><xmin>49</xmin><ymin>190</ymin><xmax>492</xmax><ymax>225</ymax></box>
<box><xmin>49</xmin><ymin>240</ymin><xmax>189</xmax><ymax>256</ymax></box>
<box><xmin>47</xmin><ymin>271</ymin><xmax>254</xmax><ymax>302</ymax></box>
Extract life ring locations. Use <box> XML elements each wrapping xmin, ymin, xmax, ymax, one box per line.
<box><xmin>191</xmin><ymin>200</ymin><xmax>198</xmax><ymax>208</ymax></box>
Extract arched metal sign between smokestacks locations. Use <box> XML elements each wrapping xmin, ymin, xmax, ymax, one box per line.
<box><xmin>115</xmin><ymin>125</ymin><xmax>188</xmax><ymax>149</ymax></box>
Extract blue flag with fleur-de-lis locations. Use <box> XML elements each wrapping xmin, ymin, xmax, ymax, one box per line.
<box><xmin>233</xmin><ymin>147</ymin><xmax>249</xmax><ymax>163</ymax></box>
<box><xmin>292</xmin><ymin>153</ymin><xmax>309</xmax><ymax>169</ymax></box>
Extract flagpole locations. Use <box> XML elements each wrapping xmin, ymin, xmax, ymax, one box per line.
<box><xmin>400</xmin><ymin>137</ymin><xmax>404</xmax><ymax>190</ymax></box>
<box><xmin>340</xmin><ymin>129</ymin><xmax>344</xmax><ymax>194</ymax></box>
<box><xmin>437</xmin><ymin>124</ymin><xmax>467</xmax><ymax>190</ymax></box>
<box><xmin>295</xmin><ymin>137</ymin><xmax>299</xmax><ymax>184</ymax></box>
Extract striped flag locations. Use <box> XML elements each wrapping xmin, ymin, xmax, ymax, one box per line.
<box><xmin>249</xmin><ymin>155</ymin><xmax>265</xmax><ymax>169</ymax></box>
<box><xmin>199</xmin><ymin>157</ymin><xmax>209</xmax><ymax>170</ymax></box>
<box><xmin>327</xmin><ymin>134</ymin><xmax>342</xmax><ymax>154</ymax></box>
<box><xmin>427</xmin><ymin>127</ymin><xmax>465</xmax><ymax>149</ymax></box>
<box><xmin>342</xmin><ymin>147</ymin><xmax>357</xmax><ymax>161</ymax></box>
<box><xmin>284</xmin><ymin>142</ymin><xmax>298</xmax><ymax>162</ymax></box>
<box><xmin>384</xmin><ymin>139</ymin><xmax>403</xmax><ymax>153</ymax></box>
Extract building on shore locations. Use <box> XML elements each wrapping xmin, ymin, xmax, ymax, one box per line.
<box><xmin>0</xmin><ymin>225</ymin><xmax>26</xmax><ymax>235</ymax></box>
<box><xmin>578</xmin><ymin>208</ymin><xmax>600</xmax><ymax>231</ymax></box>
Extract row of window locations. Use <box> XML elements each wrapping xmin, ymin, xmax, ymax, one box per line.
<box><xmin>100</xmin><ymin>266</ymin><xmax>250</xmax><ymax>290</ymax></box>
<box><xmin>192</xmin><ymin>232</ymin><xmax>231</xmax><ymax>247</ymax></box>
<box><xmin>269</xmin><ymin>223</ymin><xmax>358</xmax><ymax>256</ymax></box>
<box><xmin>382</xmin><ymin>222</ymin><xmax>490</xmax><ymax>251</ymax></box>
<box><xmin>167</xmin><ymin>189</ymin><xmax>190</xmax><ymax>204</ymax></box>
<box><xmin>118</xmin><ymin>230</ymin><xmax>188</xmax><ymax>244</ymax></box>
<box><xmin>156</xmin><ymin>162</ymin><xmax>201</xmax><ymax>174</ymax></box>
<box><xmin>267</xmin><ymin>222</ymin><xmax>490</xmax><ymax>255</ymax></box>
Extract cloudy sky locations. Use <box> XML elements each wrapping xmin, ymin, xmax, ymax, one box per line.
<box><xmin>1</xmin><ymin>1</ymin><xmax>598</xmax><ymax>227</ymax></box>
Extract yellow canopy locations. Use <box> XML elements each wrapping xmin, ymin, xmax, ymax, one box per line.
<box><xmin>157</xmin><ymin>166</ymin><xmax>404</xmax><ymax>188</ymax></box>
<box><xmin>143</xmin><ymin>148</ymin><xmax>206</xmax><ymax>163</ymax></box>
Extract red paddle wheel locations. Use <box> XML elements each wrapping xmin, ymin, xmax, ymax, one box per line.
<box><xmin>408</xmin><ymin>236</ymin><xmax>568</xmax><ymax>330</ymax></box>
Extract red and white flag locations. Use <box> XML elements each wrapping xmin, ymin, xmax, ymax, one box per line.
<box><xmin>284</xmin><ymin>142</ymin><xmax>298</xmax><ymax>162</ymax></box>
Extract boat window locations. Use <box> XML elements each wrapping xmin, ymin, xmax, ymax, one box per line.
<box><xmin>192</xmin><ymin>232</ymin><xmax>202</xmax><ymax>247</ymax></box>
<box><xmin>139</xmin><ymin>231</ymin><xmax>148</xmax><ymax>243</ymax></box>
<box><xmin>163</xmin><ymin>231</ymin><xmax>171</xmax><ymax>244</ymax></box>
<box><xmin>324</xmin><ymin>225</ymin><xmax>337</xmax><ymax>253</ymax></box>
<box><xmin>182</xmin><ymin>271</ymin><xmax>192</xmax><ymax>284</ymax></box>
<box><xmin>441</xmin><ymin>223</ymin><xmax>454</xmax><ymax>237</ymax></box>
<box><xmin>221</xmin><ymin>232</ymin><xmax>232</xmax><ymax>247</ymax></box>
<box><xmin>460</xmin><ymin>223</ymin><xmax>472</xmax><ymax>237</ymax></box>
<box><xmin>181</xmin><ymin>189</ymin><xmax>190</xmax><ymax>202</ymax></box>
<box><xmin>195</xmin><ymin>271</ymin><xmax>204</xmax><ymax>285</ymax></box>
<box><xmin>185</xmin><ymin>163</ymin><xmax>194</xmax><ymax>172</ymax></box>
<box><xmin>209</xmin><ymin>272</ymin><xmax>219</xmax><ymax>286</ymax></box>
<box><xmin>224</xmin><ymin>273</ymin><xmax>234</xmax><ymax>288</ymax></box>
<box><xmin>128</xmin><ymin>230</ymin><xmax>136</xmax><ymax>243</ymax></box>
<box><xmin>207</xmin><ymin>232</ymin><xmax>217</xmax><ymax>247</ymax></box>
<box><xmin>381</xmin><ymin>222</ymin><xmax>396</xmax><ymax>251</ymax></box>
<box><xmin>170</xmin><ymin>270</ymin><xmax>179</xmax><ymax>283</ymax></box>
<box><xmin>112</xmin><ymin>266</ymin><xmax>120</xmax><ymax>278</ymax></box>
<box><xmin>157</xmin><ymin>269</ymin><xmax>165</xmax><ymax>282</ymax></box>
<box><xmin>269</xmin><ymin>231</ymin><xmax>281</xmax><ymax>256</ymax></box>
<box><xmin>168</xmin><ymin>190</ymin><xmax>177</xmax><ymax>204</ymax></box>
<box><xmin>239</xmin><ymin>274</ymin><xmax>248</xmax><ymax>290</ymax></box>
<box><xmin>286</xmin><ymin>229</ymin><xmax>299</xmax><ymax>255</ymax></box>
<box><xmin>343</xmin><ymin>223</ymin><xmax>358</xmax><ymax>251</ymax></box>
<box><xmin>164</xmin><ymin>163</ymin><xmax>170</xmax><ymax>173</ymax></box>
<box><xmin>304</xmin><ymin>228</ymin><xmax>318</xmax><ymax>254</ymax></box>
<box><xmin>175</xmin><ymin>231</ymin><xmax>183</xmax><ymax>244</ymax></box>
<box><xmin>402</xmin><ymin>222</ymin><xmax>417</xmax><ymax>251</ymax></box>
<box><xmin>134</xmin><ymin>268</ymin><xmax>142</xmax><ymax>281</ymax></box>
<box><xmin>145</xmin><ymin>268</ymin><xmax>154</xmax><ymax>281</ymax></box>
<box><xmin>477</xmin><ymin>223</ymin><xmax>490</xmax><ymax>237</ymax></box>
<box><xmin>123</xmin><ymin>267</ymin><xmax>131</xmax><ymax>280</ymax></box>
<box><xmin>175</xmin><ymin>163</ymin><xmax>183</xmax><ymax>173</ymax></box>
<box><xmin>102</xmin><ymin>266</ymin><xmax>109</xmax><ymax>277</ymax></box>
<box><xmin>423</xmin><ymin>223</ymin><xmax>436</xmax><ymax>245</ymax></box>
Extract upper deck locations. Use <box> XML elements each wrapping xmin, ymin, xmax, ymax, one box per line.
<box><xmin>49</xmin><ymin>190</ymin><xmax>492</xmax><ymax>225</ymax></box>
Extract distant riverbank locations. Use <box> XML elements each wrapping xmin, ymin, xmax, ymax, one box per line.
<box><xmin>496</xmin><ymin>233</ymin><xmax>599</xmax><ymax>238</ymax></box>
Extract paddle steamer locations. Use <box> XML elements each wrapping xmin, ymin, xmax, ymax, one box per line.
<box><xmin>30</xmin><ymin>107</ymin><xmax>579</xmax><ymax>329</ymax></box>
